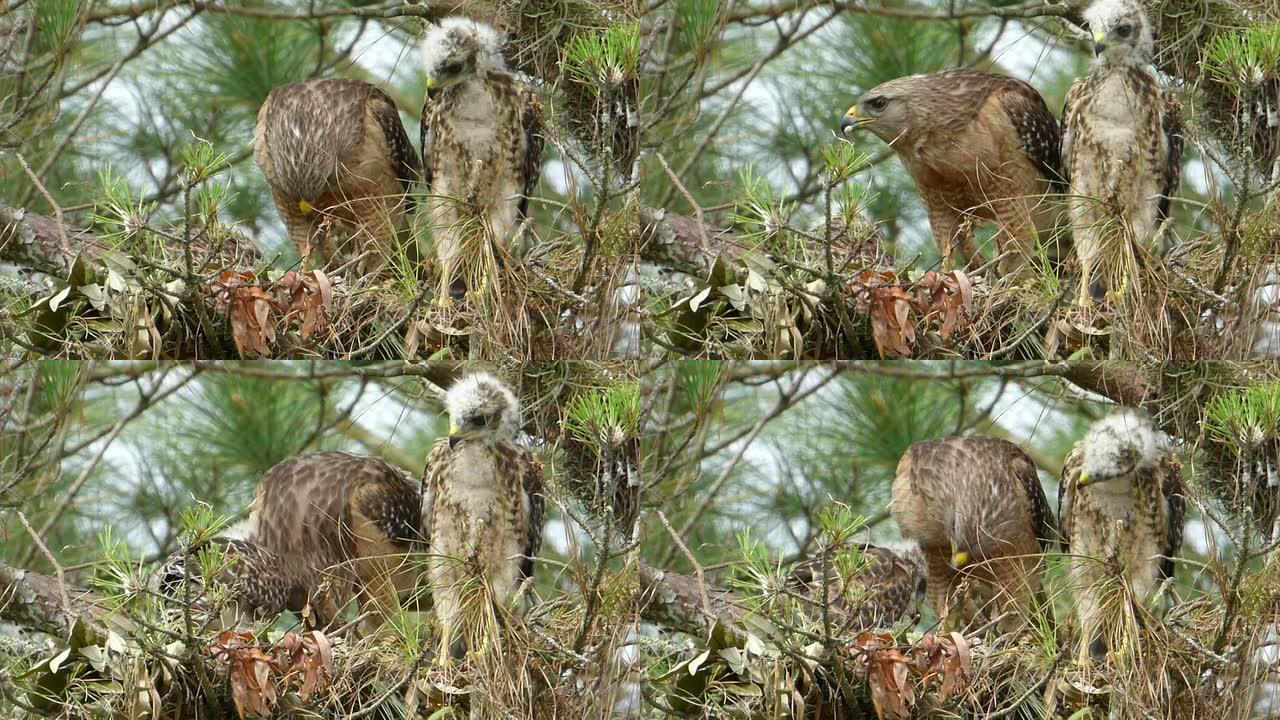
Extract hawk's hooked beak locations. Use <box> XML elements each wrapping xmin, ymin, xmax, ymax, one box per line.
<box><xmin>298</xmin><ymin>199</ymin><xmax>316</xmax><ymax>215</ymax></box>
<box><xmin>425</xmin><ymin>74</ymin><xmax>436</xmax><ymax>90</ymax></box>
<box><xmin>840</xmin><ymin>104</ymin><xmax>873</xmax><ymax>135</ymax></box>
<box><xmin>950</xmin><ymin>542</ymin><xmax>971</xmax><ymax>569</ymax></box>
<box><xmin>448</xmin><ymin>420</ymin><xmax>462</xmax><ymax>450</ymax></box>
<box><xmin>1092</xmin><ymin>32</ymin><xmax>1108</xmax><ymax>56</ymax></box>
<box><xmin>1077</xmin><ymin>471</ymin><xmax>1091</xmax><ymax>487</ymax></box>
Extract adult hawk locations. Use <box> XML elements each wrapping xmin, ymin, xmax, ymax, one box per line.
<box><xmin>891</xmin><ymin>436</ymin><xmax>1056</xmax><ymax>630</ymax></box>
<box><xmin>787</xmin><ymin>543</ymin><xmax>926</xmax><ymax>632</ymax></box>
<box><xmin>254</xmin><ymin>78</ymin><xmax>420</xmax><ymax>272</ymax></box>
<box><xmin>1062</xmin><ymin>0</ymin><xmax>1184</xmax><ymax>305</ymax></box>
<box><xmin>419</xmin><ymin>17</ymin><xmax>544</xmax><ymax>305</ymax></box>
<box><xmin>841</xmin><ymin>68</ymin><xmax>1064</xmax><ymax>276</ymax></box>
<box><xmin>248</xmin><ymin>451</ymin><xmax>425</xmax><ymax>631</ymax></box>
<box><xmin>421</xmin><ymin>372</ymin><xmax>544</xmax><ymax>662</ymax></box>
<box><xmin>1058</xmin><ymin>410</ymin><xmax>1184</xmax><ymax>663</ymax></box>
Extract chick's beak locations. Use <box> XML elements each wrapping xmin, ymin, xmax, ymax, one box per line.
<box><xmin>425</xmin><ymin>74</ymin><xmax>436</xmax><ymax>90</ymax></box>
<box><xmin>951</xmin><ymin>549</ymin><xmax>971</xmax><ymax>568</ymax></box>
<box><xmin>1077</xmin><ymin>471</ymin><xmax>1090</xmax><ymax>487</ymax></box>
<box><xmin>1093</xmin><ymin>32</ymin><xmax>1108</xmax><ymax>55</ymax></box>
<box><xmin>840</xmin><ymin>104</ymin><xmax>870</xmax><ymax>135</ymax></box>
<box><xmin>448</xmin><ymin>421</ymin><xmax>461</xmax><ymax>449</ymax></box>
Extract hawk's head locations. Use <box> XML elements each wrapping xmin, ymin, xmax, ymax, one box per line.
<box><xmin>445</xmin><ymin>372</ymin><xmax>521</xmax><ymax>449</ymax></box>
<box><xmin>839</xmin><ymin>74</ymin><xmax>923</xmax><ymax>144</ymax></box>
<box><xmin>421</xmin><ymin>17</ymin><xmax>507</xmax><ymax>91</ymax></box>
<box><xmin>1083</xmin><ymin>0</ymin><xmax>1154</xmax><ymax>65</ymax></box>
<box><xmin>1078</xmin><ymin>409</ymin><xmax>1165</xmax><ymax>486</ymax></box>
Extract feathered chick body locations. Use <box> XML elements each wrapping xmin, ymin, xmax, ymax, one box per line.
<box><xmin>157</xmin><ymin>537</ymin><xmax>308</xmax><ymax>624</ymax></box>
<box><xmin>421</xmin><ymin>372</ymin><xmax>544</xmax><ymax>662</ymax></box>
<box><xmin>420</xmin><ymin>18</ymin><xmax>543</xmax><ymax>304</ymax></box>
<box><xmin>1062</xmin><ymin>0</ymin><xmax>1184</xmax><ymax>303</ymax></box>
<box><xmin>1058</xmin><ymin>410</ymin><xmax>1185</xmax><ymax>663</ymax></box>
<box><xmin>788</xmin><ymin>543</ymin><xmax>927</xmax><ymax>631</ymax></box>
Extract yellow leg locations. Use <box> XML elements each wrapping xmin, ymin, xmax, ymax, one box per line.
<box><xmin>436</xmin><ymin>269</ymin><xmax>456</xmax><ymax>308</ymax></box>
<box><xmin>1076</xmin><ymin>267</ymin><xmax>1095</xmax><ymax>308</ymax></box>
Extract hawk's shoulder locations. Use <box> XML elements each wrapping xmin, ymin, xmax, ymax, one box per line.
<box><xmin>362</xmin><ymin>85</ymin><xmax>422</xmax><ymax>191</ymax></box>
<box><xmin>991</xmin><ymin>75</ymin><xmax>1064</xmax><ymax>189</ymax></box>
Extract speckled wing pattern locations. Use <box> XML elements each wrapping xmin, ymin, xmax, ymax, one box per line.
<box><xmin>1007</xmin><ymin>439</ymin><xmax>1057</xmax><ymax>553</ymax></box>
<box><xmin>517</xmin><ymin>85</ymin><xmax>545</xmax><ymax>221</ymax></box>
<box><xmin>248</xmin><ymin>451</ymin><xmax>422</xmax><ymax>623</ymax></box>
<box><xmin>1057</xmin><ymin>446</ymin><xmax>1082</xmax><ymax>554</ymax></box>
<box><xmin>158</xmin><ymin>536</ymin><xmax>306</xmax><ymax>618</ymax></box>
<box><xmin>788</xmin><ymin>544</ymin><xmax>924</xmax><ymax>630</ymax></box>
<box><xmin>251</xmin><ymin>451</ymin><xmax>421</xmax><ymax>567</ymax></box>
<box><xmin>419</xmin><ymin>84</ymin><xmax>442</xmax><ymax>190</ymax></box>
<box><xmin>994</xmin><ymin>73</ymin><xmax>1066</xmax><ymax>192</ymax></box>
<box><xmin>258</xmin><ymin>79</ymin><xmax>365</xmax><ymax>198</ymax></box>
<box><xmin>519</xmin><ymin>445</ymin><xmax>546</xmax><ymax>580</ymax></box>
<box><xmin>1159</xmin><ymin>455</ymin><xmax>1186</xmax><ymax>581</ymax></box>
<box><xmin>907</xmin><ymin>68</ymin><xmax>1062</xmax><ymax>189</ymax></box>
<box><xmin>907</xmin><ymin>436</ymin><xmax>1056</xmax><ymax>551</ymax></box>
<box><xmin>254</xmin><ymin>78</ymin><xmax>421</xmax><ymax>265</ymax></box>
<box><xmin>891</xmin><ymin>436</ymin><xmax>1056</xmax><ymax>629</ymax></box>
<box><xmin>1158</xmin><ymin>89</ymin><xmax>1185</xmax><ymax>223</ymax></box>
<box><xmin>366</xmin><ymin>84</ymin><xmax>423</xmax><ymax>195</ymax></box>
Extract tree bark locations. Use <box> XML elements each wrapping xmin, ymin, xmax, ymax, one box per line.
<box><xmin>0</xmin><ymin>201</ymin><xmax>101</xmax><ymax>277</ymax></box>
<box><xmin>0</xmin><ymin>560</ymin><xmax>112</xmax><ymax>638</ymax></box>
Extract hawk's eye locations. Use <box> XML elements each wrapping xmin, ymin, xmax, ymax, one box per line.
<box><xmin>442</xmin><ymin>61</ymin><xmax>464</xmax><ymax>75</ymax></box>
<box><xmin>1115</xmin><ymin>24</ymin><xmax>1132</xmax><ymax>38</ymax></box>
<box><xmin>866</xmin><ymin>96</ymin><xmax>889</xmax><ymax>112</ymax></box>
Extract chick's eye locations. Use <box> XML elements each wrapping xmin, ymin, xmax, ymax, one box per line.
<box><xmin>1115</xmin><ymin>24</ymin><xmax>1132</xmax><ymax>37</ymax></box>
<box><xmin>442</xmin><ymin>61</ymin><xmax>464</xmax><ymax>75</ymax></box>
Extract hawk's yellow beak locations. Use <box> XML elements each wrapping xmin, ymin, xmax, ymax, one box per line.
<box><xmin>425</xmin><ymin>74</ymin><xmax>435</xmax><ymax>90</ymax></box>
<box><xmin>1077</xmin><ymin>471</ymin><xmax>1090</xmax><ymax>487</ymax></box>
<box><xmin>448</xmin><ymin>421</ymin><xmax>463</xmax><ymax>449</ymax></box>
<box><xmin>298</xmin><ymin>199</ymin><xmax>316</xmax><ymax>215</ymax></box>
<box><xmin>840</xmin><ymin>104</ymin><xmax>872</xmax><ymax>135</ymax></box>
<box><xmin>1092</xmin><ymin>32</ymin><xmax>1108</xmax><ymax>54</ymax></box>
<box><xmin>951</xmin><ymin>549</ymin><xmax>970</xmax><ymax>567</ymax></box>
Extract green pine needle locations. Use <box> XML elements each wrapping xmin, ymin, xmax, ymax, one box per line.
<box><xmin>1203</xmin><ymin>24</ymin><xmax>1280</xmax><ymax>95</ymax></box>
<box><xmin>1202</xmin><ymin>384</ymin><xmax>1280</xmax><ymax>457</ymax></box>
<box><xmin>564</xmin><ymin>384</ymin><xmax>641</xmax><ymax>451</ymax></box>
<box><xmin>564</xmin><ymin>23</ymin><xmax>641</xmax><ymax>94</ymax></box>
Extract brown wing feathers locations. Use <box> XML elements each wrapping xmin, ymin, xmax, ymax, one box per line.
<box><xmin>1160</xmin><ymin>456</ymin><xmax>1186</xmax><ymax>582</ymax></box>
<box><xmin>519</xmin><ymin>89</ymin><xmax>544</xmax><ymax>220</ymax></box>
<box><xmin>997</xmin><ymin>79</ymin><xmax>1066</xmax><ymax>192</ymax></box>
<box><xmin>1008</xmin><ymin>445</ymin><xmax>1057</xmax><ymax>553</ymax></box>
<box><xmin>366</xmin><ymin>85</ymin><xmax>422</xmax><ymax>193</ymax></box>
<box><xmin>519</xmin><ymin>447</ymin><xmax>545</xmax><ymax>581</ymax></box>
<box><xmin>1159</xmin><ymin>91</ymin><xmax>1185</xmax><ymax>223</ymax></box>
